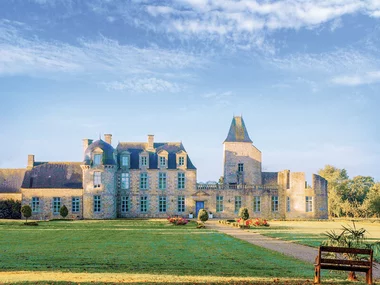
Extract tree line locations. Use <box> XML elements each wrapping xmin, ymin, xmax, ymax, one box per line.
<box><xmin>319</xmin><ymin>165</ymin><xmax>380</xmax><ymax>218</ymax></box>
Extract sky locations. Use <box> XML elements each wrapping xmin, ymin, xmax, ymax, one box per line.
<box><xmin>0</xmin><ymin>0</ymin><xmax>379</xmax><ymax>183</ymax></box>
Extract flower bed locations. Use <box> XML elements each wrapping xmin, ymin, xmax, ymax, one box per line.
<box><xmin>167</xmin><ymin>216</ymin><xmax>189</xmax><ymax>225</ymax></box>
<box><xmin>219</xmin><ymin>218</ymin><xmax>270</xmax><ymax>228</ymax></box>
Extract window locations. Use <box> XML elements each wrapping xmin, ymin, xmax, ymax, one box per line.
<box><xmin>306</xmin><ymin>196</ymin><xmax>313</xmax><ymax>212</ymax></box>
<box><xmin>121</xmin><ymin>196</ymin><xmax>129</xmax><ymax>213</ymax></box>
<box><xmin>253</xmin><ymin>196</ymin><xmax>261</xmax><ymax>212</ymax></box>
<box><xmin>178</xmin><ymin>156</ymin><xmax>185</xmax><ymax>166</ymax></box>
<box><xmin>53</xmin><ymin>197</ymin><xmax>61</xmax><ymax>214</ymax></box>
<box><xmin>235</xmin><ymin>196</ymin><xmax>242</xmax><ymax>213</ymax></box>
<box><xmin>159</xmin><ymin>196</ymin><xmax>167</xmax><ymax>212</ymax></box>
<box><xmin>178</xmin><ymin>173</ymin><xmax>185</xmax><ymax>189</ymax></box>
<box><xmin>178</xmin><ymin>196</ymin><xmax>185</xmax><ymax>212</ymax></box>
<box><xmin>94</xmin><ymin>154</ymin><xmax>102</xmax><ymax>165</ymax></box>
<box><xmin>72</xmin><ymin>197</ymin><xmax>80</xmax><ymax>213</ymax></box>
<box><xmin>159</xmin><ymin>172</ymin><xmax>166</xmax><ymax>190</ymax></box>
<box><xmin>286</xmin><ymin>196</ymin><xmax>290</xmax><ymax>212</ymax></box>
<box><xmin>141</xmin><ymin>156</ymin><xmax>148</xmax><ymax>167</ymax></box>
<box><xmin>121</xmin><ymin>172</ymin><xmax>130</xmax><ymax>189</ymax></box>
<box><xmin>140</xmin><ymin>196</ymin><xmax>148</xmax><ymax>212</ymax></box>
<box><xmin>94</xmin><ymin>172</ymin><xmax>101</xmax><ymax>188</ymax></box>
<box><xmin>216</xmin><ymin>196</ymin><xmax>224</xmax><ymax>212</ymax></box>
<box><xmin>121</xmin><ymin>156</ymin><xmax>129</xmax><ymax>167</ymax></box>
<box><xmin>238</xmin><ymin>163</ymin><xmax>244</xmax><ymax>172</ymax></box>
<box><xmin>94</xmin><ymin>195</ymin><xmax>101</xmax><ymax>212</ymax></box>
<box><xmin>271</xmin><ymin>196</ymin><xmax>279</xmax><ymax>212</ymax></box>
<box><xmin>32</xmin><ymin>197</ymin><xmax>40</xmax><ymax>213</ymax></box>
<box><xmin>159</xmin><ymin>156</ymin><xmax>166</xmax><ymax>167</ymax></box>
<box><xmin>140</xmin><ymin>173</ymin><xmax>148</xmax><ymax>190</ymax></box>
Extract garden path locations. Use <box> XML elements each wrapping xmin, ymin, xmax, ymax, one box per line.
<box><xmin>206</xmin><ymin>221</ymin><xmax>380</xmax><ymax>280</ymax></box>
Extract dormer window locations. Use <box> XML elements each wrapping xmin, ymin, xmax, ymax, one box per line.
<box><xmin>94</xmin><ymin>154</ymin><xmax>102</xmax><ymax>166</ymax></box>
<box><xmin>160</xmin><ymin>156</ymin><xmax>166</xmax><ymax>167</ymax></box>
<box><xmin>141</xmin><ymin>156</ymin><xmax>148</xmax><ymax>167</ymax></box>
<box><xmin>178</xmin><ymin>157</ymin><xmax>185</xmax><ymax>166</ymax></box>
<box><xmin>176</xmin><ymin>150</ymin><xmax>187</xmax><ymax>169</ymax></box>
<box><xmin>121</xmin><ymin>156</ymin><xmax>129</xmax><ymax>167</ymax></box>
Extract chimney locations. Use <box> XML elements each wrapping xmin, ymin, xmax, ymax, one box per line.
<box><xmin>147</xmin><ymin>134</ymin><xmax>154</xmax><ymax>150</ymax></box>
<box><xmin>83</xmin><ymin>139</ymin><xmax>93</xmax><ymax>153</ymax></box>
<box><xmin>27</xmin><ymin>154</ymin><xmax>34</xmax><ymax>169</ymax></box>
<box><xmin>104</xmin><ymin>134</ymin><xmax>112</xmax><ymax>145</ymax></box>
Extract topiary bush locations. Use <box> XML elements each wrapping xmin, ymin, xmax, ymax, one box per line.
<box><xmin>238</xmin><ymin>207</ymin><xmax>249</xmax><ymax>221</ymax></box>
<box><xmin>21</xmin><ymin>205</ymin><xmax>32</xmax><ymax>223</ymax></box>
<box><xmin>197</xmin><ymin>209</ymin><xmax>209</xmax><ymax>223</ymax></box>
<box><xmin>60</xmin><ymin>205</ymin><xmax>68</xmax><ymax>219</ymax></box>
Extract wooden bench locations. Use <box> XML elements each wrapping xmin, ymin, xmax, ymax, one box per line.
<box><xmin>314</xmin><ymin>246</ymin><xmax>373</xmax><ymax>285</ymax></box>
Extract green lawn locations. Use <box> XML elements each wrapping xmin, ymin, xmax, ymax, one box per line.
<box><xmin>0</xmin><ymin>219</ymin><xmax>342</xmax><ymax>281</ymax></box>
<box><xmin>248</xmin><ymin>220</ymin><xmax>380</xmax><ymax>261</ymax></box>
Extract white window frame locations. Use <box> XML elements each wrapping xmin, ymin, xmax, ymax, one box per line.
<box><xmin>94</xmin><ymin>171</ymin><xmax>101</xmax><ymax>188</ymax></box>
<box><xmin>140</xmin><ymin>173</ymin><xmax>148</xmax><ymax>190</ymax></box>
<box><xmin>94</xmin><ymin>195</ymin><xmax>101</xmax><ymax>213</ymax></box>
<box><xmin>53</xmin><ymin>197</ymin><xmax>61</xmax><ymax>214</ymax></box>
<box><xmin>216</xmin><ymin>196</ymin><xmax>224</xmax><ymax>212</ymax></box>
<box><xmin>121</xmin><ymin>196</ymin><xmax>129</xmax><ymax>213</ymax></box>
<box><xmin>140</xmin><ymin>196</ymin><xmax>148</xmax><ymax>212</ymax></box>
<box><xmin>234</xmin><ymin>196</ymin><xmax>242</xmax><ymax>213</ymax></box>
<box><xmin>306</xmin><ymin>196</ymin><xmax>313</xmax><ymax>212</ymax></box>
<box><xmin>253</xmin><ymin>196</ymin><xmax>261</xmax><ymax>212</ymax></box>
<box><xmin>121</xmin><ymin>156</ymin><xmax>129</xmax><ymax>167</ymax></box>
<box><xmin>159</xmin><ymin>156</ymin><xmax>166</xmax><ymax>167</ymax></box>
<box><xmin>159</xmin><ymin>172</ymin><xmax>166</xmax><ymax>190</ymax></box>
<box><xmin>178</xmin><ymin>172</ymin><xmax>185</xmax><ymax>189</ymax></box>
<box><xmin>121</xmin><ymin>172</ymin><xmax>130</xmax><ymax>189</ymax></box>
<box><xmin>32</xmin><ymin>197</ymin><xmax>40</xmax><ymax>213</ymax></box>
<box><xmin>159</xmin><ymin>196</ymin><xmax>167</xmax><ymax>212</ymax></box>
<box><xmin>72</xmin><ymin>197</ymin><xmax>80</xmax><ymax>213</ymax></box>
<box><xmin>178</xmin><ymin>196</ymin><xmax>185</xmax><ymax>212</ymax></box>
<box><xmin>238</xmin><ymin>163</ymin><xmax>244</xmax><ymax>172</ymax></box>
<box><xmin>178</xmin><ymin>156</ymin><xmax>185</xmax><ymax>166</ymax></box>
<box><xmin>140</xmin><ymin>156</ymin><xmax>148</xmax><ymax>167</ymax></box>
<box><xmin>271</xmin><ymin>196</ymin><xmax>279</xmax><ymax>212</ymax></box>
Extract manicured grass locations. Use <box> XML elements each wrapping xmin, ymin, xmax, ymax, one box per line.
<box><xmin>249</xmin><ymin>220</ymin><xmax>380</xmax><ymax>261</ymax></box>
<box><xmin>0</xmin><ymin>219</ymin><xmax>341</xmax><ymax>280</ymax></box>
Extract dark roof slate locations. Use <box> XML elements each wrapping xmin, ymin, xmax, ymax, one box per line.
<box><xmin>262</xmin><ymin>172</ymin><xmax>278</xmax><ymax>186</ymax></box>
<box><xmin>83</xmin><ymin>139</ymin><xmax>116</xmax><ymax>165</ymax></box>
<box><xmin>224</xmin><ymin>116</ymin><xmax>253</xmax><ymax>143</ymax></box>
<box><xmin>22</xmin><ymin>162</ymin><xmax>83</xmax><ymax>189</ymax></box>
<box><xmin>0</xmin><ymin>169</ymin><xmax>26</xmax><ymax>193</ymax></box>
<box><xmin>117</xmin><ymin>142</ymin><xmax>196</xmax><ymax>170</ymax></box>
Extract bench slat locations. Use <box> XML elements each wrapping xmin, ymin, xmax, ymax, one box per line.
<box><xmin>320</xmin><ymin>246</ymin><xmax>372</xmax><ymax>255</ymax></box>
<box><xmin>320</xmin><ymin>258</ymin><xmax>371</xmax><ymax>267</ymax></box>
<box><xmin>320</xmin><ymin>264</ymin><xmax>370</xmax><ymax>272</ymax></box>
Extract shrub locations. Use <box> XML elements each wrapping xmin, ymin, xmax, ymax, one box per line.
<box><xmin>238</xmin><ymin>207</ymin><xmax>249</xmax><ymax>220</ymax></box>
<box><xmin>60</xmin><ymin>205</ymin><xmax>69</xmax><ymax>218</ymax></box>
<box><xmin>167</xmin><ymin>216</ymin><xmax>189</xmax><ymax>225</ymax></box>
<box><xmin>0</xmin><ymin>199</ymin><xmax>21</xmax><ymax>219</ymax></box>
<box><xmin>21</xmin><ymin>205</ymin><xmax>32</xmax><ymax>223</ymax></box>
<box><xmin>197</xmin><ymin>209</ymin><xmax>209</xmax><ymax>223</ymax></box>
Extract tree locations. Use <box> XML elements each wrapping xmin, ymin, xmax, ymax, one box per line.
<box><xmin>363</xmin><ymin>183</ymin><xmax>380</xmax><ymax>217</ymax></box>
<box><xmin>21</xmin><ymin>205</ymin><xmax>32</xmax><ymax>223</ymax></box>
<box><xmin>60</xmin><ymin>205</ymin><xmax>68</xmax><ymax>219</ymax></box>
<box><xmin>238</xmin><ymin>207</ymin><xmax>249</xmax><ymax>221</ymax></box>
<box><xmin>197</xmin><ymin>209</ymin><xmax>209</xmax><ymax>223</ymax></box>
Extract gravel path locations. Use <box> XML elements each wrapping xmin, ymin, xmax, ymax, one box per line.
<box><xmin>207</xmin><ymin>221</ymin><xmax>380</xmax><ymax>280</ymax></box>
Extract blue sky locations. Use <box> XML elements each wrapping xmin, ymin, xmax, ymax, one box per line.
<box><xmin>0</xmin><ymin>0</ymin><xmax>379</xmax><ymax>183</ymax></box>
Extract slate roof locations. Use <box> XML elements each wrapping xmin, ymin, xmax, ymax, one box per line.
<box><xmin>83</xmin><ymin>139</ymin><xmax>116</xmax><ymax>165</ymax></box>
<box><xmin>262</xmin><ymin>172</ymin><xmax>278</xmax><ymax>186</ymax></box>
<box><xmin>117</xmin><ymin>142</ymin><xmax>196</xmax><ymax>170</ymax></box>
<box><xmin>22</xmin><ymin>162</ymin><xmax>83</xmax><ymax>189</ymax></box>
<box><xmin>0</xmin><ymin>169</ymin><xmax>26</xmax><ymax>193</ymax></box>
<box><xmin>224</xmin><ymin>116</ymin><xmax>253</xmax><ymax>143</ymax></box>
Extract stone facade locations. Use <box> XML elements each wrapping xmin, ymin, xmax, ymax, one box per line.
<box><xmin>0</xmin><ymin>116</ymin><xmax>328</xmax><ymax>220</ymax></box>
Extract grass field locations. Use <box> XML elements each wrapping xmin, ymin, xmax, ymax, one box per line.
<box><xmin>249</xmin><ymin>220</ymin><xmax>380</xmax><ymax>261</ymax></box>
<box><xmin>0</xmin><ymin>219</ymin><xmax>347</xmax><ymax>284</ymax></box>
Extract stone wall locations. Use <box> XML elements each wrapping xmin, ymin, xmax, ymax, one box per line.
<box><xmin>312</xmin><ymin>174</ymin><xmax>328</xmax><ymax>219</ymax></box>
<box><xmin>21</xmin><ymin>188</ymin><xmax>83</xmax><ymax>220</ymax></box>
<box><xmin>0</xmin><ymin>193</ymin><xmax>22</xmax><ymax>201</ymax></box>
<box><xmin>223</xmin><ymin>142</ymin><xmax>262</xmax><ymax>185</ymax></box>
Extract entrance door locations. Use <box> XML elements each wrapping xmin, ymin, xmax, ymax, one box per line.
<box><xmin>195</xmin><ymin>201</ymin><xmax>204</xmax><ymax>217</ymax></box>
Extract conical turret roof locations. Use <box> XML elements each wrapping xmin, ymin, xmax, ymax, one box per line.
<box><xmin>224</xmin><ymin>116</ymin><xmax>252</xmax><ymax>143</ymax></box>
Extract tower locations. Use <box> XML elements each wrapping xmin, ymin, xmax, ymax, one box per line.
<box><xmin>223</xmin><ymin>116</ymin><xmax>262</xmax><ymax>186</ymax></box>
<box><xmin>81</xmin><ymin>136</ymin><xmax>117</xmax><ymax>219</ymax></box>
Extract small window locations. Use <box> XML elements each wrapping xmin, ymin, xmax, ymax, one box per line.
<box><xmin>121</xmin><ymin>173</ymin><xmax>130</xmax><ymax>189</ymax></box>
<box><xmin>253</xmin><ymin>196</ymin><xmax>261</xmax><ymax>212</ymax></box>
<box><xmin>72</xmin><ymin>197</ymin><xmax>80</xmax><ymax>213</ymax></box>
<box><xmin>271</xmin><ymin>196</ymin><xmax>279</xmax><ymax>212</ymax></box>
<box><xmin>178</xmin><ymin>173</ymin><xmax>185</xmax><ymax>189</ymax></box>
<box><xmin>159</xmin><ymin>172</ymin><xmax>166</xmax><ymax>190</ymax></box>
<box><xmin>141</xmin><ymin>156</ymin><xmax>148</xmax><ymax>167</ymax></box>
<box><xmin>94</xmin><ymin>154</ymin><xmax>102</xmax><ymax>166</ymax></box>
<box><xmin>121</xmin><ymin>196</ymin><xmax>129</xmax><ymax>213</ymax></box>
<box><xmin>286</xmin><ymin>196</ymin><xmax>290</xmax><ymax>212</ymax></box>
<box><xmin>306</xmin><ymin>196</ymin><xmax>313</xmax><ymax>212</ymax></box>
<box><xmin>238</xmin><ymin>163</ymin><xmax>244</xmax><ymax>172</ymax></box>
<box><xmin>53</xmin><ymin>197</ymin><xmax>61</xmax><ymax>214</ymax></box>
<box><xmin>140</xmin><ymin>196</ymin><xmax>148</xmax><ymax>212</ymax></box>
<box><xmin>32</xmin><ymin>197</ymin><xmax>40</xmax><ymax>213</ymax></box>
<box><xmin>94</xmin><ymin>172</ymin><xmax>101</xmax><ymax>188</ymax></box>
<box><xmin>178</xmin><ymin>196</ymin><xmax>185</xmax><ymax>212</ymax></box>
<box><xmin>159</xmin><ymin>156</ymin><xmax>166</xmax><ymax>167</ymax></box>
<box><xmin>121</xmin><ymin>156</ymin><xmax>129</xmax><ymax>167</ymax></box>
<box><xmin>159</xmin><ymin>196</ymin><xmax>167</xmax><ymax>212</ymax></box>
<box><xmin>94</xmin><ymin>195</ymin><xmax>101</xmax><ymax>212</ymax></box>
<box><xmin>216</xmin><ymin>196</ymin><xmax>223</xmax><ymax>212</ymax></box>
<box><xmin>235</xmin><ymin>196</ymin><xmax>242</xmax><ymax>213</ymax></box>
<box><xmin>178</xmin><ymin>156</ymin><xmax>185</xmax><ymax>166</ymax></box>
<box><xmin>140</xmin><ymin>173</ymin><xmax>148</xmax><ymax>190</ymax></box>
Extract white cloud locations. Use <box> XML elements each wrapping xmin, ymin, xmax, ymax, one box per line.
<box><xmin>102</xmin><ymin>77</ymin><xmax>182</xmax><ymax>93</ymax></box>
<box><xmin>331</xmin><ymin>71</ymin><xmax>380</xmax><ymax>86</ymax></box>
